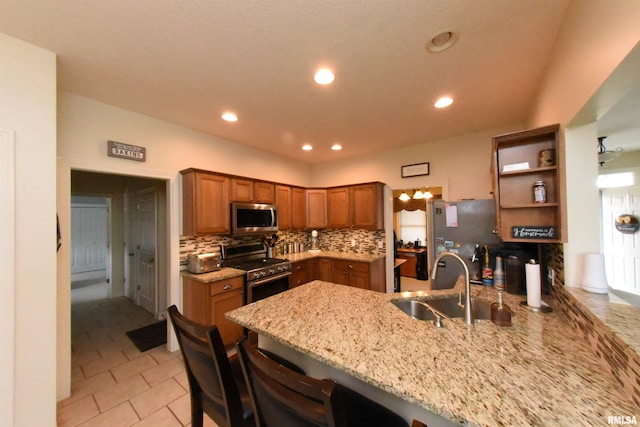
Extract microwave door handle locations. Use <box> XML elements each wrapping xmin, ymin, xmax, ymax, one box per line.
<box><xmin>271</xmin><ymin>208</ymin><xmax>275</xmax><ymax>227</ymax></box>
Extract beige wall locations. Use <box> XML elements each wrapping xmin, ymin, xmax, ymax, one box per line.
<box><xmin>1</xmin><ymin>34</ymin><xmax>57</xmax><ymax>426</ymax></box>
<box><xmin>310</xmin><ymin>124</ymin><xmax>522</xmax><ymax>200</ymax></box>
<box><xmin>58</xmin><ymin>93</ymin><xmax>312</xmax><ymax>186</ymax></box>
<box><xmin>528</xmin><ymin>0</ymin><xmax>640</xmax><ymax>287</ymax></box>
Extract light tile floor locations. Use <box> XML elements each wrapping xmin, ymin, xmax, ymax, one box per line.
<box><xmin>57</xmin><ymin>297</ymin><xmax>219</xmax><ymax>427</ymax></box>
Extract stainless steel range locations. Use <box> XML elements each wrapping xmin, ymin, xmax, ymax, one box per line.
<box><xmin>220</xmin><ymin>241</ymin><xmax>291</xmax><ymax>304</ymax></box>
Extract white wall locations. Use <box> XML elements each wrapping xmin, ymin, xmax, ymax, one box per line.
<box><xmin>0</xmin><ymin>34</ymin><xmax>57</xmax><ymax>426</ymax></box>
<box><xmin>527</xmin><ymin>0</ymin><xmax>640</xmax><ymax>287</ymax></box>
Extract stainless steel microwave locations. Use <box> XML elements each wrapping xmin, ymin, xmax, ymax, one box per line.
<box><xmin>230</xmin><ymin>202</ymin><xmax>278</xmax><ymax>236</ymax></box>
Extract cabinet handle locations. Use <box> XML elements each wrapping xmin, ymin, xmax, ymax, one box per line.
<box><xmin>223</xmin><ymin>284</ymin><xmax>232</xmax><ymax>291</ymax></box>
<box><xmin>348</xmin><ymin>264</ymin><xmax>353</xmax><ymax>269</ymax></box>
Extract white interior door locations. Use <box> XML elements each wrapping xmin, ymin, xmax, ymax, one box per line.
<box><xmin>70</xmin><ymin>202</ymin><xmax>109</xmax><ymax>278</ymax></box>
<box><xmin>135</xmin><ymin>188</ymin><xmax>158</xmax><ymax>315</ymax></box>
<box><xmin>601</xmin><ymin>185</ymin><xmax>640</xmax><ymax>290</ymax></box>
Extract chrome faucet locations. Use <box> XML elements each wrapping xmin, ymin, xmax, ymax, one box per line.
<box><xmin>431</xmin><ymin>252</ymin><xmax>474</xmax><ymax>325</ymax></box>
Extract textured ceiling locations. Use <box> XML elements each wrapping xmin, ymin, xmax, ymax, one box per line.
<box><xmin>0</xmin><ymin>0</ymin><xmax>587</xmax><ymax>163</ymax></box>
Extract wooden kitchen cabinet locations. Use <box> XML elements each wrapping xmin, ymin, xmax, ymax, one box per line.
<box><xmin>316</xmin><ymin>258</ymin><xmax>332</xmax><ymax>281</ymax></box>
<box><xmin>181</xmin><ymin>170</ymin><xmax>230</xmax><ymax>235</ymax></box>
<box><xmin>327</xmin><ymin>182</ymin><xmax>384</xmax><ymax>230</ymax></box>
<box><xmin>292</xmin><ymin>187</ymin><xmax>306</xmax><ymax>229</ymax></box>
<box><xmin>275</xmin><ymin>185</ymin><xmax>293</xmax><ymax>230</ymax></box>
<box><xmin>492</xmin><ymin>124</ymin><xmax>566</xmax><ymax>243</ymax></box>
<box><xmin>331</xmin><ymin>258</ymin><xmax>385</xmax><ymax>292</ymax></box>
<box><xmin>182</xmin><ymin>275</ymin><xmax>245</xmax><ymax>347</ymax></box>
<box><xmin>230</xmin><ymin>178</ymin><xmax>254</xmax><ymax>202</ymax></box>
<box><xmin>327</xmin><ymin>186</ymin><xmax>350</xmax><ymax>228</ymax></box>
<box><xmin>254</xmin><ymin>181</ymin><xmax>275</xmax><ymax>203</ymax></box>
<box><xmin>306</xmin><ymin>189</ymin><xmax>327</xmax><ymax>229</ymax></box>
<box><xmin>351</xmin><ymin>183</ymin><xmax>384</xmax><ymax>229</ymax></box>
<box><xmin>290</xmin><ymin>259</ymin><xmax>311</xmax><ymax>288</ymax></box>
<box><xmin>230</xmin><ymin>179</ymin><xmax>275</xmax><ymax>203</ymax></box>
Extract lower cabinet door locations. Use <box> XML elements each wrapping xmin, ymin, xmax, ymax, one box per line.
<box><xmin>208</xmin><ymin>287</ymin><xmax>244</xmax><ymax>347</ymax></box>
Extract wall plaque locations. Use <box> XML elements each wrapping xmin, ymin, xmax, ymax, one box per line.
<box><xmin>107</xmin><ymin>140</ymin><xmax>146</xmax><ymax>162</ymax></box>
<box><xmin>512</xmin><ymin>226</ymin><xmax>556</xmax><ymax>239</ymax></box>
<box><xmin>615</xmin><ymin>214</ymin><xmax>640</xmax><ymax>234</ymax></box>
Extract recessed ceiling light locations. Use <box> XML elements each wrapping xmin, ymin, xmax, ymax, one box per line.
<box><xmin>314</xmin><ymin>68</ymin><xmax>335</xmax><ymax>85</ymax></box>
<box><xmin>221</xmin><ymin>112</ymin><xmax>238</xmax><ymax>122</ymax></box>
<box><xmin>426</xmin><ymin>31</ymin><xmax>458</xmax><ymax>53</ymax></box>
<box><xmin>331</xmin><ymin>144</ymin><xmax>342</xmax><ymax>151</ymax></box>
<box><xmin>302</xmin><ymin>144</ymin><xmax>313</xmax><ymax>151</ymax></box>
<box><xmin>434</xmin><ymin>97</ymin><xmax>454</xmax><ymax>108</ymax></box>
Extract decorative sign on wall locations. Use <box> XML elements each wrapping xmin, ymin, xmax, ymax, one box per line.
<box><xmin>615</xmin><ymin>214</ymin><xmax>640</xmax><ymax>234</ymax></box>
<box><xmin>512</xmin><ymin>226</ymin><xmax>556</xmax><ymax>240</ymax></box>
<box><xmin>401</xmin><ymin>162</ymin><xmax>429</xmax><ymax>178</ymax></box>
<box><xmin>107</xmin><ymin>140</ymin><xmax>146</xmax><ymax>162</ymax></box>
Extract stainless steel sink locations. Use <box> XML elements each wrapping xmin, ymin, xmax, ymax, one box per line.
<box><xmin>424</xmin><ymin>295</ymin><xmax>492</xmax><ymax>320</ymax></box>
<box><xmin>392</xmin><ymin>300</ymin><xmax>436</xmax><ymax>321</ymax></box>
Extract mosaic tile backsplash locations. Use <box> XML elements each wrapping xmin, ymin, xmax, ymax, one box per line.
<box><xmin>543</xmin><ymin>242</ymin><xmax>640</xmax><ymax>406</ymax></box>
<box><xmin>180</xmin><ymin>228</ymin><xmax>386</xmax><ymax>268</ymax></box>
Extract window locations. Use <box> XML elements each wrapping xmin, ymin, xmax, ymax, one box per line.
<box><xmin>397</xmin><ymin>209</ymin><xmax>426</xmax><ymax>245</ymax></box>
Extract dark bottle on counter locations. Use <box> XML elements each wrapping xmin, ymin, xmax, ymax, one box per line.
<box><xmin>491</xmin><ymin>292</ymin><xmax>512</xmax><ymax>326</ymax></box>
<box><xmin>482</xmin><ymin>245</ymin><xmax>493</xmax><ymax>286</ymax></box>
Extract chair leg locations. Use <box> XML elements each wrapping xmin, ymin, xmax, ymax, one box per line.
<box><xmin>191</xmin><ymin>394</ymin><xmax>204</xmax><ymax>427</ymax></box>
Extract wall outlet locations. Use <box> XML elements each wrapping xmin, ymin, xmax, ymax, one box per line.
<box><xmin>351</xmin><ymin>239</ymin><xmax>356</xmax><ymax>247</ymax></box>
<box><xmin>548</xmin><ymin>269</ymin><xmax>555</xmax><ymax>287</ymax></box>
<box><xmin>377</xmin><ymin>241</ymin><xmax>383</xmax><ymax>249</ymax></box>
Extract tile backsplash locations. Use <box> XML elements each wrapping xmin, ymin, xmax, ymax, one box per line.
<box><xmin>180</xmin><ymin>228</ymin><xmax>386</xmax><ymax>267</ymax></box>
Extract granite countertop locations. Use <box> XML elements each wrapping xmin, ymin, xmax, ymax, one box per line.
<box><xmin>181</xmin><ymin>268</ymin><xmax>245</xmax><ymax>283</ymax></box>
<box><xmin>565</xmin><ymin>287</ymin><xmax>640</xmax><ymax>354</ymax></box>
<box><xmin>227</xmin><ymin>280</ymin><xmax>638</xmax><ymax>426</ymax></box>
<box><xmin>282</xmin><ymin>250</ymin><xmax>385</xmax><ymax>263</ymax></box>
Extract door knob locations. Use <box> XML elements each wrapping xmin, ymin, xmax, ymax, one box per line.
<box><xmin>148</xmin><ymin>257</ymin><xmax>155</xmax><ymax>263</ymax></box>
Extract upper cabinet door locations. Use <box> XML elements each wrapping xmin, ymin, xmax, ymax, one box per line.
<box><xmin>275</xmin><ymin>185</ymin><xmax>292</xmax><ymax>230</ymax></box>
<box><xmin>182</xmin><ymin>171</ymin><xmax>230</xmax><ymax>235</ymax></box>
<box><xmin>291</xmin><ymin>187</ymin><xmax>306</xmax><ymax>229</ymax></box>
<box><xmin>327</xmin><ymin>187</ymin><xmax>350</xmax><ymax>228</ymax></box>
<box><xmin>351</xmin><ymin>183</ymin><xmax>384</xmax><ymax>229</ymax></box>
<box><xmin>254</xmin><ymin>181</ymin><xmax>275</xmax><ymax>204</ymax></box>
<box><xmin>230</xmin><ymin>178</ymin><xmax>253</xmax><ymax>202</ymax></box>
<box><xmin>305</xmin><ymin>189</ymin><xmax>327</xmax><ymax>229</ymax></box>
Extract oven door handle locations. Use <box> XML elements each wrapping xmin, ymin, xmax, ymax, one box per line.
<box><xmin>248</xmin><ymin>271</ymin><xmax>291</xmax><ymax>287</ymax></box>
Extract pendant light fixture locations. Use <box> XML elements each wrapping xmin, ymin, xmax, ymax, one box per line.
<box><xmin>412</xmin><ymin>189</ymin><xmax>425</xmax><ymax>200</ymax></box>
<box><xmin>398</xmin><ymin>191</ymin><xmax>411</xmax><ymax>201</ymax></box>
<box><xmin>424</xmin><ymin>188</ymin><xmax>434</xmax><ymax>199</ymax></box>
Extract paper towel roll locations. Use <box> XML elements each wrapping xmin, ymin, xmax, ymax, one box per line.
<box><xmin>525</xmin><ymin>261</ymin><xmax>542</xmax><ymax>308</ymax></box>
<box><xmin>582</xmin><ymin>253</ymin><xmax>609</xmax><ymax>294</ymax></box>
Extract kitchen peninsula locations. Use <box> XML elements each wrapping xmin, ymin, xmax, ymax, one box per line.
<box><xmin>227</xmin><ymin>281</ymin><xmax>638</xmax><ymax>426</ymax></box>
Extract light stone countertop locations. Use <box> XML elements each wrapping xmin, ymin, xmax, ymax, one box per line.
<box><xmin>281</xmin><ymin>250</ymin><xmax>385</xmax><ymax>263</ymax></box>
<box><xmin>227</xmin><ymin>280</ymin><xmax>638</xmax><ymax>427</ymax></box>
<box><xmin>181</xmin><ymin>268</ymin><xmax>245</xmax><ymax>283</ymax></box>
<box><xmin>565</xmin><ymin>287</ymin><xmax>640</xmax><ymax>354</ymax></box>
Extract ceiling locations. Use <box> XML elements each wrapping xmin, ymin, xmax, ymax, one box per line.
<box><xmin>6</xmin><ymin>0</ymin><xmax>632</xmax><ymax>165</ymax></box>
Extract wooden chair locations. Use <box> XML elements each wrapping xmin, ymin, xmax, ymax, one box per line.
<box><xmin>167</xmin><ymin>305</ymin><xmax>254</xmax><ymax>427</ymax></box>
<box><xmin>236</xmin><ymin>337</ymin><xmax>408</xmax><ymax>427</ymax></box>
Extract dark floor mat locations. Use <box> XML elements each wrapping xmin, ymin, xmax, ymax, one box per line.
<box><xmin>125</xmin><ymin>319</ymin><xmax>167</xmax><ymax>352</ymax></box>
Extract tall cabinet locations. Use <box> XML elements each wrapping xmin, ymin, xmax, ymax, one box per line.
<box><xmin>492</xmin><ymin>124</ymin><xmax>566</xmax><ymax>243</ymax></box>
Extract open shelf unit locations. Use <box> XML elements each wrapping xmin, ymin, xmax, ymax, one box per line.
<box><xmin>492</xmin><ymin>124</ymin><xmax>566</xmax><ymax>243</ymax></box>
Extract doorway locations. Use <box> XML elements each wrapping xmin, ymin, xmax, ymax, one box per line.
<box><xmin>70</xmin><ymin>196</ymin><xmax>111</xmax><ymax>303</ymax></box>
<box><xmin>70</xmin><ymin>171</ymin><xmax>167</xmax><ymax>316</ymax></box>
<box><xmin>392</xmin><ymin>186</ymin><xmax>442</xmax><ymax>292</ymax></box>
<box><xmin>601</xmin><ymin>176</ymin><xmax>640</xmax><ymax>292</ymax></box>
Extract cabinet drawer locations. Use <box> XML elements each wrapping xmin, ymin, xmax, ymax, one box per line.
<box><xmin>209</xmin><ymin>276</ymin><xmax>244</xmax><ymax>297</ymax></box>
<box><xmin>333</xmin><ymin>259</ymin><xmax>369</xmax><ymax>273</ymax></box>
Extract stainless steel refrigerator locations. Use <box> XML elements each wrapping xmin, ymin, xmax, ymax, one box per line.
<box><xmin>427</xmin><ymin>199</ymin><xmax>503</xmax><ymax>289</ymax></box>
